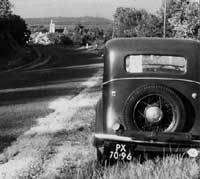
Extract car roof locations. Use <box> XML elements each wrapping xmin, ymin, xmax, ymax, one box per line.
<box><xmin>103</xmin><ymin>38</ymin><xmax>200</xmax><ymax>81</ymax></box>
<box><xmin>105</xmin><ymin>37</ymin><xmax>200</xmax><ymax>56</ymax></box>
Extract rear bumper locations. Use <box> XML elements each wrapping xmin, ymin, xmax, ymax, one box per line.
<box><xmin>93</xmin><ymin>133</ymin><xmax>200</xmax><ymax>153</ymax></box>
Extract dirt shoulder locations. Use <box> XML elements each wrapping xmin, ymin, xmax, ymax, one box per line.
<box><xmin>0</xmin><ymin>69</ymin><xmax>102</xmax><ymax>178</ymax></box>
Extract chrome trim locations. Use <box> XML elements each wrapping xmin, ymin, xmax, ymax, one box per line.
<box><xmin>94</xmin><ymin>133</ymin><xmax>200</xmax><ymax>145</ymax></box>
<box><xmin>191</xmin><ymin>140</ymin><xmax>200</xmax><ymax>143</ymax></box>
<box><xmin>94</xmin><ymin>133</ymin><xmax>169</xmax><ymax>145</ymax></box>
<box><xmin>103</xmin><ymin>77</ymin><xmax>200</xmax><ymax>86</ymax></box>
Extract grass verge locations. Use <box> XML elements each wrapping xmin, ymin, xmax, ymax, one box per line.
<box><xmin>71</xmin><ymin>156</ymin><xmax>199</xmax><ymax>179</ymax></box>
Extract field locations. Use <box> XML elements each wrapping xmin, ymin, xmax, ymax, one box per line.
<box><xmin>25</xmin><ymin>16</ymin><xmax>113</xmax><ymax>31</ymax></box>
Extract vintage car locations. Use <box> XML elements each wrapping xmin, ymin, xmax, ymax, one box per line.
<box><xmin>93</xmin><ymin>38</ymin><xmax>200</xmax><ymax>163</ymax></box>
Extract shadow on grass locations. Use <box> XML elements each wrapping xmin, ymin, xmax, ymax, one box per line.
<box><xmin>0</xmin><ymin>135</ymin><xmax>17</xmax><ymax>153</ymax></box>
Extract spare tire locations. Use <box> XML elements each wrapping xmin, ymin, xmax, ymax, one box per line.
<box><xmin>124</xmin><ymin>84</ymin><xmax>186</xmax><ymax>132</ymax></box>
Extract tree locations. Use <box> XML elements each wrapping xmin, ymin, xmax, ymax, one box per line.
<box><xmin>61</xmin><ymin>35</ymin><xmax>73</xmax><ymax>46</ymax></box>
<box><xmin>47</xmin><ymin>32</ymin><xmax>62</xmax><ymax>44</ymax></box>
<box><xmin>170</xmin><ymin>0</ymin><xmax>200</xmax><ymax>39</ymax></box>
<box><xmin>0</xmin><ymin>14</ymin><xmax>30</xmax><ymax>45</ymax></box>
<box><xmin>0</xmin><ymin>0</ymin><xmax>30</xmax><ymax>46</ymax></box>
<box><xmin>7</xmin><ymin>15</ymin><xmax>30</xmax><ymax>45</ymax></box>
<box><xmin>0</xmin><ymin>0</ymin><xmax>12</xmax><ymax>17</ymax></box>
<box><xmin>158</xmin><ymin>0</ymin><xmax>200</xmax><ymax>39</ymax></box>
<box><xmin>113</xmin><ymin>7</ymin><xmax>163</xmax><ymax>37</ymax></box>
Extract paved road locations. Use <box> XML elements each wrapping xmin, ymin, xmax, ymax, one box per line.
<box><xmin>0</xmin><ymin>63</ymin><xmax>102</xmax><ymax>105</ymax></box>
<box><xmin>0</xmin><ymin>47</ymin><xmax>103</xmax><ymax>153</ymax></box>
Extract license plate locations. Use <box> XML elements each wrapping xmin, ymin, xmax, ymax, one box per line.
<box><xmin>108</xmin><ymin>143</ymin><xmax>133</xmax><ymax>161</ymax></box>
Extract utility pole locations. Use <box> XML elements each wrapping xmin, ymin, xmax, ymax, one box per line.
<box><xmin>198</xmin><ymin>0</ymin><xmax>200</xmax><ymax>24</ymax></box>
<box><xmin>163</xmin><ymin>0</ymin><xmax>167</xmax><ymax>38</ymax></box>
<box><xmin>112</xmin><ymin>20</ymin><xmax>115</xmax><ymax>39</ymax></box>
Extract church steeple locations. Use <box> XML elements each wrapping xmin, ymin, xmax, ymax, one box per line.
<box><xmin>49</xmin><ymin>19</ymin><xmax>55</xmax><ymax>33</ymax></box>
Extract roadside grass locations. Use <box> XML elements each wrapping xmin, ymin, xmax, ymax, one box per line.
<box><xmin>71</xmin><ymin>155</ymin><xmax>199</xmax><ymax>179</ymax></box>
<box><xmin>0</xmin><ymin>100</ymin><xmax>53</xmax><ymax>142</ymax></box>
<box><xmin>0</xmin><ymin>69</ymin><xmax>102</xmax><ymax>178</ymax></box>
<box><xmin>0</xmin><ymin>79</ymin><xmax>86</xmax><ymax>165</ymax></box>
<box><xmin>0</xmin><ymin>101</ymin><xmax>54</xmax><ymax>165</ymax></box>
<box><xmin>33</xmin><ymin>93</ymin><xmax>100</xmax><ymax>178</ymax></box>
<box><xmin>15</xmin><ymin>82</ymin><xmax>101</xmax><ymax>178</ymax></box>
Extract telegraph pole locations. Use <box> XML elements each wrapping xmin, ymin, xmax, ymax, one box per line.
<box><xmin>163</xmin><ymin>0</ymin><xmax>167</xmax><ymax>38</ymax></box>
<box><xmin>198</xmin><ymin>0</ymin><xmax>200</xmax><ymax>24</ymax></box>
<box><xmin>112</xmin><ymin>20</ymin><xmax>115</xmax><ymax>39</ymax></box>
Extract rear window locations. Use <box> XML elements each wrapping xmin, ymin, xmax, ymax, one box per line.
<box><xmin>125</xmin><ymin>55</ymin><xmax>187</xmax><ymax>74</ymax></box>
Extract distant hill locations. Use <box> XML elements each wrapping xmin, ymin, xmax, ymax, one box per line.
<box><xmin>25</xmin><ymin>16</ymin><xmax>113</xmax><ymax>30</ymax></box>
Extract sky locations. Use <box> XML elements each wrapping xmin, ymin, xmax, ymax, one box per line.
<box><xmin>10</xmin><ymin>0</ymin><xmax>163</xmax><ymax>20</ymax></box>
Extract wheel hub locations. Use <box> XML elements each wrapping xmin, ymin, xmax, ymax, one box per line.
<box><xmin>144</xmin><ymin>106</ymin><xmax>163</xmax><ymax>123</ymax></box>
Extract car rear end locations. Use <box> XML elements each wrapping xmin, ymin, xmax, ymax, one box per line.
<box><xmin>94</xmin><ymin>38</ymin><xmax>200</xmax><ymax>163</ymax></box>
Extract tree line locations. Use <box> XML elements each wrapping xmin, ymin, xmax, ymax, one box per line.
<box><xmin>0</xmin><ymin>0</ymin><xmax>30</xmax><ymax>56</ymax></box>
<box><xmin>49</xmin><ymin>0</ymin><xmax>200</xmax><ymax>46</ymax></box>
<box><xmin>113</xmin><ymin>0</ymin><xmax>200</xmax><ymax>40</ymax></box>
<box><xmin>45</xmin><ymin>24</ymin><xmax>112</xmax><ymax>46</ymax></box>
